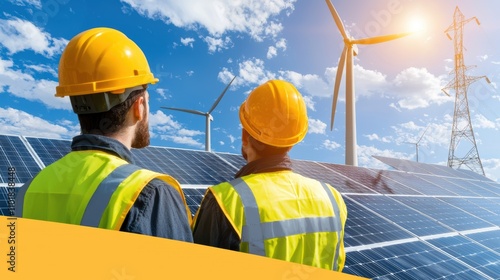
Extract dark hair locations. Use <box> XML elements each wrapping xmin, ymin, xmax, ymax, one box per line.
<box><xmin>248</xmin><ymin>133</ymin><xmax>291</xmax><ymax>157</ymax></box>
<box><xmin>77</xmin><ymin>89</ymin><xmax>146</xmax><ymax>135</ymax></box>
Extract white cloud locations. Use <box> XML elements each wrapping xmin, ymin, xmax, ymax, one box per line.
<box><xmin>7</xmin><ymin>0</ymin><xmax>41</xmax><ymax>8</ymax></box>
<box><xmin>322</xmin><ymin>139</ymin><xmax>340</xmax><ymax>151</ymax></box>
<box><xmin>478</xmin><ymin>54</ymin><xmax>488</xmax><ymax>62</ymax></box>
<box><xmin>358</xmin><ymin>145</ymin><xmax>412</xmax><ymax>170</ymax></box>
<box><xmin>149</xmin><ymin>110</ymin><xmax>182</xmax><ymax>132</ymax></box>
<box><xmin>0</xmin><ymin>17</ymin><xmax>68</xmax><ymax>57</ymax></box>
<box><xmin>267</xmin><ymin>38</ymin><xmax>286</xmax><ymax>59</ymax></box>
<box><xmin>24</xmin><ymin>63</ymin><xmax>58</xmax><ymax>77</ymax></box>
<box><xmin>236</xmin><ymin>58</ymin><xmax>274</xmax><ymax>85</ymax></box>
<box><xmin>280</xmin><ymin>71</ymin><xmax>329</xmax><ymax>98</ymax></box>
<box><xmin>178</xmin><ymin>128</ymin><xmax>203</xmax><ymax>137</ymax></box>
<box><xmin>228</xmin><ymin>134</ymin><xmax>236</xmax><ymax>143</ymax></box>
<box><xmin>180</xmin><ymin>37</ymin><xmax>195</xmax><ymax>47</ymax></box>
<box><xmin>162</xmin><ymin>135</ymin><xmax>204</xmax><ymax>148</ymax></box>
<box><xmin>302</xmin><ymin>95</ymin><xmax>315</xmax><ymax>112</ymax></box>
<box><xmin>149</xmin><ymin>110</ymin><xmax>206</xmax><ymax>148</ymax></box>
<box><xmin>120</xmin><ymin>0</ymin><xmax>295</xmax><ymax>41</ymax></box>
<box><xmin>0</xmin><ymin>59</ymin><xmax>71</xmax><ymax>110</ymax></box>
<box><xmin>474</xmin><ymin>114</ymin><xmax>496</xmax><ymax>129</ymax></box>
<box><xmin>482</xmin><ymin>158</ymin><xmax>500</xmax><ymax>183</ymax></box>
<box><xmin>204</xmin><ymin>36</ymin><xmax>232</xmax><ymax>53</ymax></box>
<box><xmin>308</xmin><ymin>119</ymin><xmax>326</xmax><ymax>134</ymax></box>
<box><xmin>267</xmin><ymin>46</ymin><xmax>277</xmax><ymax>59</ymax></box>
<box><xmin>366</xmin><ymin>133</ymin><xmax>380</xmax><ymax>141</ymax></box>
<box><xmin>0</xmin><ymin>107</ymin><xmax>76</xmax><ymax>138</ymax></box>
<box><xmin>275</xmin><ymin>38</ymin><xmax>286</xmax><ymax>51</ymax></box>
<box><xmin>391</xmin><ymin>67</ymin><xmax>449</xmax><ymax>110</ymax></box>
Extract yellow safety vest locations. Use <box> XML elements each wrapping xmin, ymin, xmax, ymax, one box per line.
<box><xmin>207</xmin><ymin>170</ymin><xmax>347</xmax><ymax>271</ymax></box>
<box><xmin>15</xmin><ymin>150</ymin><xmax>191</xmax><ymax>229</ymax></box>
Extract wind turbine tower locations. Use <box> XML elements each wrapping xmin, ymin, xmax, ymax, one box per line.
<box><xmin>443</xmin><ymin>6</ymin><xmax>490</xmax><ymax>175</ymax></box>
<box><xmin>325</xmin><ymin>0</ymin><xmax>411</xmax><ymax>166</ymax></box>
<box><xmin>161</xmin><ymin>76</ymin><xmax>236</xmax><ymax>152</ymax></box>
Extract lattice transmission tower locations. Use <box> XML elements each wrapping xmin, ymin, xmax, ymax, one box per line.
<box><xmin>442</xmin><ymin>6</ymin><xmax>490</xmax><ymax>175</ymax></box>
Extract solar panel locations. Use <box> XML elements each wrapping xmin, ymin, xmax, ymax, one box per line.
<box><xmin>346</xmin><ymin>194</ymin><xmax>452</xmax><ymax>236</ymax></box>
<box><xmin>1</xmin><ymin>133</ymin><xmax>499</xmax><ymax>280</ymax></box>
<box><xmin>392</xmin><ymin>196</ymin><xmax>494</xmax><ymax>231</ymax></box>
<box><xmin>132</xmin><ymin>147</ymin><xmax>238</xmax><ymax>185</ymax></box>
<box><xmin>343</xmin><ymin>196</ymin><xmax>413</xmax><ymax>247</ymax></box>
<box><xmin>291</xmin><ymin>160</ymin><xmax>375</xmax><ymax>194</ymax></box>
<box><xmin>426</xmin><ymin>235</ymin><xmax>500</xmax><ymax>278</ymax></box>
<box><xmin>344</xmin><ymin>240</ymin><xmax>490</xmax><ymax>279</ymax></box>
<box><xmin>465</xmin><ymin>229</ymin><xmax>500</xmax><ymax>253</ymax></box>
<box><xmin>0</xmin><ymin>135</ymin><xmax>41</xmax><ymax>184</ymax></box>
<box><xmin>25</xmin><ymin>137</ymin><xmax>72</xmax><ymax>167</ymax></box>
<box><xmin>0</xmin><ymin>187</ymin><xmax>16</xmax><ymax>216</ymax></box>
<box><xmin>183</xmin><ymin>188</ymin><xmax>208</xmax><ymax>215</ymax></box>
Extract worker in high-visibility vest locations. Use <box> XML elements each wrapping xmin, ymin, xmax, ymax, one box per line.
<box><xmin>15</xmin><ymin>27</ymin><xmax>193</xmax><ymax>242</ymax></box>
<box><xmin>192</xmin><ymin>80</ymin><xmax>348</xmax><ymax>270</ymax></box>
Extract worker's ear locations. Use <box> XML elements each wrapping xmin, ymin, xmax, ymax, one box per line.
<box><xmin>132</xmin><ymin>95</ymin><xmax>146</xmax><ymax>121</ymax></box>
<box><xmin>241</xmin><ymin>129</ymin><xmax>249</xmax><ymax>146</ymax></box>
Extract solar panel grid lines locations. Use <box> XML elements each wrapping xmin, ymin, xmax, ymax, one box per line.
<box><xmin>25</xmin><ymin>136</ymin><xmax>72</xmax><ymax>167</ymax></box>
<box><xmin>457</xmin><ymin>169</ymin><xmax>496</xmax><ymax>182</ymax></box>
<box><xmin>182</xmin><ymin>187</ymin><xmax>208</xmax><ymax>215</ymax></box>
<box><xmin>0</xmin><ymin>135</ymin><xmax>41</xmax><ymax>184</ymax></box>
<box><xmin>342</xmin><ymin>195</ymin><xmax>415</xmax><ymax>247</ymax></box>
<box><xmin>392</xmin><ymin>196</ymin><xmax>495</xmax><ymax>232</ymax></box>
<box><xmin>465</xmin><ymin>229</ymin><xmax>500</xmax><ymax>254</ymax></box>
<box><xmin>346</xmin><ymin>194</ymin><xmax>454</xmax><ymax>237</ymax></box>
<box><xmin>437</xmin><ymin>197</ymin><xmax>500</xmax><ymax>226</ymax></box>
<box><xmin>380</xmin><ymin>170</ymin><xmax>461</xmax><ymax>196</ymax></box>
<box><xmin>343</xmin><ymin>240</ymin><xmax>490</xmax><ymax>279</ymax></box>
<box><xmin>425</xmin><ymin>235</ymin><xmax>500</xmax><ymax>279</ymax></box>
<box><xmin>212</xmin><ymin>152</ymin><xmax>246</xmax><ymax>171</ymax></box>
<box><xmin>291</xmin><ymin>160</ymin><xmax>376</xmax><ymax>194</ymax></box>
<box><xmin>335</xmin><ymin>165</ymin><xmax>422</xmax><ymax>196</ymax></box>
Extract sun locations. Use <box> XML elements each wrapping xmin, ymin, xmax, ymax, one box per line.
<box><xmin>407</xmin><ymin>17</ymin><xmax>427</xmax><ymax>33</ymax></box>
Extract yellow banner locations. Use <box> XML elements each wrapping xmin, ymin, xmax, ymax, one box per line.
<box><xmin>0</xmin><ymin>216</ymin><xmax>366</xmax><ymax>279</ymax></box>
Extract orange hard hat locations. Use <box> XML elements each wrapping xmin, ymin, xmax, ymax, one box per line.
<box><xmin>239</xmin><ymin>80</ymin><xmax>308</xmax><ymax>147</ymax></box>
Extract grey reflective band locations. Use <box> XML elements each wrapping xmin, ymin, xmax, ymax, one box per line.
<box><xmin>232</xmin><ymin>178</ymin><xmax>343</xmax><ymax>269</ymax></box>
<box><xmin>242</xmin><ymin>216</ymin><xmax>341</xmax><ymax>240</ymax></box>
<box><xmin>321</xmin><ymin>182</ymin><xmax>342</xmax><ymax>271</ymax></box>
<box><xmin>80</xmin><ymin>164</ymin><xmax>141</xmax><ymax>227</ymax></box>
<box><xmin>231</xmin><ymin>177</ymin><xmax>266</xmax><ymax>256</ymax></box>
<box><xmin>14</xmin><ymin>178</ymin><xmax>33</xmax><ymax>217</ymax></box>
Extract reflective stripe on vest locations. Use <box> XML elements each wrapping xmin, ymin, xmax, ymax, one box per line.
<box><xmin>80</xmin><ymin>164</ymin><xmax>141</xmax><ymax>227</ymax></box>
<box><xmin>232</xmin><ymin>177</ymin><xmax>342</xmax><ymax>270</ymax></box>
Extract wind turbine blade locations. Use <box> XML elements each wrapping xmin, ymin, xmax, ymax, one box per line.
<box><xmin>417</xmin><ymin>126</ymin><xmax>430</xmax><ymax>144</ymax></box>
<box><xmin>352</xmin><ymin>32</ymin><xmax>413</xmax><ymax>45</ymax></box>
<box><xmin>324</xmin><ymin>0</ymin><xmax>349</xmax><ymax>41</ymax></box>
<box><xmin>208</xmin><ymin>76</ymin><xmax>236</xmax><ymax>114</ymax></box>
<box><xmin>331</xmin><ymin>46</ymin><xmax>347</xmax><ymax>130</ymax></box>
<box><xmin>160</xmin><ymin>106</ymin><xmax>206</xmax><ymax>116</ymax></box>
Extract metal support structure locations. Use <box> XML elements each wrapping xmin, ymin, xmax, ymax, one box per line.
<box><xmin>443</xmin><ymin>6</ymin><xmax>488</xmax><ymax>175</ymax></box>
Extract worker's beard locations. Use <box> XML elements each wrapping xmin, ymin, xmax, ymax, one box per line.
<box><xmin>132</xmin><ymin>117</ymin><xmax>150</xmax><ymax>149</ymax></box>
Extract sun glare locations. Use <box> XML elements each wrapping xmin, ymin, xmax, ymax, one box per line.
<box><xmin>407</xmin><ymin>17</ymin><xmax>427</xmax><ymax>33</ymax></box>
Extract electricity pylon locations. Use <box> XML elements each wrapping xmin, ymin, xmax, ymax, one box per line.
<box><xmin>442</xmin><ymin>6</ymin><xmax>490</xmax><ymax>175</ymax></box>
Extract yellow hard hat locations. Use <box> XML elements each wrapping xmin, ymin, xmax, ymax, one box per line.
<box><xmin>239</xmin><ymin>80</ymin><xmax>308</xmax><ymax>147</ymax></box>
<box><xmin>55</xmin><ymin>27</ymin><xmax>158</xmax><ymax>97</ymax></box>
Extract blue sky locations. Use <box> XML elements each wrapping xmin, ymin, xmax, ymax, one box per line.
<box><xmin>1</xmin><ymin>0</ymin><xmax>499</xmax><ymax>181</ymax></box>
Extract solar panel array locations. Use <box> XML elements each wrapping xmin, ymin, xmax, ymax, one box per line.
<box><xmin>1</xmin><ymin>134</ymin><xmax>499</xmax><ymax>279</ymax></box>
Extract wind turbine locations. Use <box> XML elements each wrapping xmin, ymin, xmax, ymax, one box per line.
<box><xmin>161</xmin><ymin>76</ymin><xmax>236</xmax><ymax>152</ymax></box>
<box><xmin>325</xmin><ymin>0</ymin><xmax>412</xmax><ymax>166</ymax></box>
<box><xmin>405</xmin><ymin>126</ymin><xmax>429</xmax><ymax>162</ymax></box>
